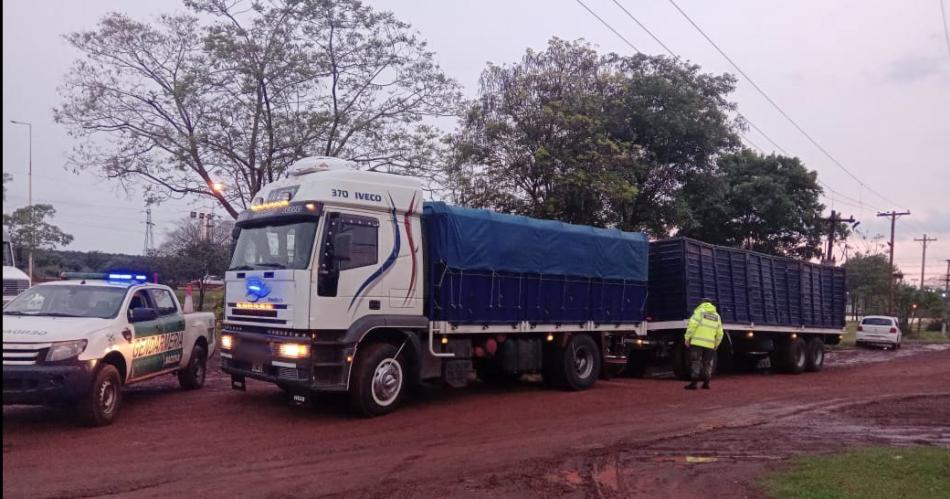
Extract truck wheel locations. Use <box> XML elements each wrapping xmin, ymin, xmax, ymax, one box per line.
<box><xmin>672</xmin><ymin>342</ymin><xmax>691</xmax><ymax>380</ymax></box>
<box><xmin>349</xmin><ymin>342</ymin><xmax>406</xmax><ymax>417</ymax></box>
<box><xmin>556</xmin><ymin>334</ymin><xmax>601</xmax><ymax>391</ymax></box>
<box><xmin>804</xmin><ymin>338</ymin><xmax>825</xmax><ymax>372</ymax></box>
<box><xmin>178</xmin><ymin>345</ymin><xmax>207</xmax><ymax>389</ymax></box>
<box><xmin>474</xmin><ymin>358</ymin><xmax>520</xmax><ymax>385</ymax></box>
<box><xmin>76</xmin><ymin>364</ymin><xmax>122</xmax><ymax>427</ymax></box>
<box><xmin>771</xmin><ymin>337</ymin><xmax>806</xmax><ymax>374</ymax></box>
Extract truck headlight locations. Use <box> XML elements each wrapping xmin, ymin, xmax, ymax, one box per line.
<box><xmin>277</xmin><ymin>342</ymin><xmax>309</xmax><ymax>359</ymax></box>
<box><xmin>221</xmin><ymin>334</ymin><xmax>234</xmax><ymax>350</ymax></box>
<box><xmin>46</xmin><ymin>340</ymin><xmax>88</xmax><ymax>362</ymax></box>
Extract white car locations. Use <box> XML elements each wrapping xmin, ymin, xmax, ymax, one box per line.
<box><xmin>3</xmin><ymin>273</ymin><xmax>216</xmax><ymax>426</ymax></box>
<box><xmin>856</xmin><ymin>315</ymin><xmax>902</xmax><ymax>349</ymax></box>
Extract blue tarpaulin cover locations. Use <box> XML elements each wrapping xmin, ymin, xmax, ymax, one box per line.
<box><xmin>422</xmin><ymin>202</ymin><xmax>648</xmax><ymax>281</ymax></box>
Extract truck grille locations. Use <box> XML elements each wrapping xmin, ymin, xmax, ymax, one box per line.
<box><xmin>3</xmin><ymin>279</ymin><xmax>30</xmax><ymax>297</ymax></box>
<box><xmin>2</xmin><ymin>343</ymin><xmax>50</xmax><ymax>366</ymax></box>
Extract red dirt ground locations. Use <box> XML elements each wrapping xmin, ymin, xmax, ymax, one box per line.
<box><xmin>4</xmin><ymin>344</ymin><xmax>949</xmax><ymax>498</ymax></box>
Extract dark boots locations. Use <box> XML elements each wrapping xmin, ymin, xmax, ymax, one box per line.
<box><xmin>684</xmin><ymin>382</ymin><xmax>698</xmax><ymax>390</ymax></box>
<box><xmin>701</xmin><ymin>381</ymin><xmax>710</xmax><ymax>390</ymax></box>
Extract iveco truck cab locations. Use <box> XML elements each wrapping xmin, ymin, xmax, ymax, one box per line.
<box><xmin>221</xmin><ymin>157</ymin><xmax>430</xmax><ymax>415</ymax></box>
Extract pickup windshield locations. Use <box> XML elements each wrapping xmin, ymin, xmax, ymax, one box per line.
<box><xmin>3</xmin><ymin>285</ymin><xmax>127</xmax><ymax>319</ymax></box>
<box><xmin>229</xmin><ymin>220</ymin><xmax>318</xmax><ymax>271</ymax></box>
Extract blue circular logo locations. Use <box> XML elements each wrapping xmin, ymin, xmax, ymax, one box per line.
<box><xmin>245</xmin><ymin>276</ymin><xmax>271</xmax><ymax>302</ymax></box>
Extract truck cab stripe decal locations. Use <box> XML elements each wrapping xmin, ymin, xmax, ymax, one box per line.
<box><xmin>348</xmin><ymin>194</ymin><xmax>401</xmax><ymax>311</ymax></box>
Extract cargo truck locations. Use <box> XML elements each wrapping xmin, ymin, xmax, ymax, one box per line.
<box><xmin>221</xmin><ymin>157</ymin><xmax>845</xmax><ymax>416</ymax></box>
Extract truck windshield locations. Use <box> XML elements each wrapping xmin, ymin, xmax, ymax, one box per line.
<box><xmin>3</xmin><ymin>285</ymin><xmax>127</xmax><ymax>319</ymax></box>
<box><xmin>229</xmin><ymin>220</ymin><xmax>318</xmax><ymax>271</ymax></box>
<box><xmin>2</xmin><ymin>241</ymin><xmax>13</xmax><ymax>267</ymax></box>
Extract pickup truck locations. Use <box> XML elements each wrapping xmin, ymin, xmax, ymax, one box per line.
<box><xmin>2</xmin><ymin>273</ymin><xmax>216</xmax><ymax>426</ymax></box>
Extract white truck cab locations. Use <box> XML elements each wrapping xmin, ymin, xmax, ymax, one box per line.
<box><xmin>2</xmin><ymin>229</ymin><xmax>30</xmax><ymax>304</ymax></box>
<box><xmin>222</xmin><ymin>156</ymin><xmax>426</xmax><ymax>414</ymax></box>
<box><xmin>3</xmin><ymin>273</ymin><xmax>216</xmax><ymax>426</ymax></box>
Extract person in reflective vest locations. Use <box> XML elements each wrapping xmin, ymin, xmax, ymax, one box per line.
<box><xmin>684</xmin><ymin>298</ymin><xmax>724</xmax><ymax>390</ymax></box>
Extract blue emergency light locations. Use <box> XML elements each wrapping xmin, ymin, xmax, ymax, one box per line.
<box><xmin>61</xmin><ymin>271</ymin><xmax>151</xmax><ymax>285</ymax></box>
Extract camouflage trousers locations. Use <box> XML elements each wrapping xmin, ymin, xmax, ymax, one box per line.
<box><xmin>689</xmin><ymin>346</ymin><xmax>716</xmax><ymax>383</ymax></box>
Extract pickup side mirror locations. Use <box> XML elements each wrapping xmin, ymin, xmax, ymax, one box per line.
<box><xmin>129</xmin><ymin>307</ymin><xmax>158</xmax><ymax>323</ymax></box>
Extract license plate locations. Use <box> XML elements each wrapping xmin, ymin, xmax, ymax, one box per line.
<box><xmin>251</xmin><ymin>362</ymin><xmax>264</xmax><ymax>374</ymax></box>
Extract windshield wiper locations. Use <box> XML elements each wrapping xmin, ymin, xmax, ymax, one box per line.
<box><xmin>3</xmin><ymin>311</ymin><xmax>32</xmax><ymax>316</ymax></box>
<box><xmin>256</xmin><ymin>262</ymin><xmax>288</xmax><ymax>269</ymax></box>
<box><xmin>229</xmin><ymin>265</ymin><xmax>255</xmax><ymax>271</ymax></box>
<box><xmin>40</xmin><ymin>312</ymin><xmax>84</xmax><ymax>318</ymax></box>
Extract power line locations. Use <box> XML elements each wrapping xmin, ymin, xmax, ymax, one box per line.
<box><xmin>589</xmin><ymin>0</ymin><xmax>886</xmax><ymax>217</ymax></box>
<box><xmin>941</xmin><ymin>0</ymin><xmax>950</xmax><ymax>61</ymax></box>
<box><xmin>665</xmin><ymin>0</ymin><xmax>908</xmax><ymax>211</ymax></box>
<box><xmin>575</xmin><ymin>0</ymin><xmax>640</xmax><ymax>52</ymax></box>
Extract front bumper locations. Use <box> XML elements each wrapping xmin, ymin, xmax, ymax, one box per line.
<box><xmin>219</xmin><ymin>329</ymin><xmax>352</xmax><ymax>392</ymax></box>
<box><xmin>3</xmin><ymin>361</ymin><xmax>96</xmax><ymax>405</ymax></box>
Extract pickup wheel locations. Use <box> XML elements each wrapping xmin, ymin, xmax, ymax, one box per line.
<box><xmin>550</xmin><ymin>334</ymin><xmax>601</xmax><ymax>391</ymax></box>
<box><xmin>804</xmin><ymin>338</ymin><xmax>825</xmax><ymax>372</ymax></box>
<box><xmin>76</xmin><ymin>364</ymin><xmax>122</xmax><ymax>427</ymax></box>
<box><xmin>349</xmin><ymin>343</ymin><xmax>406</xmax><ymax>417</ymax></box>
<box><xmin>178</xmin><ymin>345</ymin><xmax>207</xmax><ymax>390</ymax></box>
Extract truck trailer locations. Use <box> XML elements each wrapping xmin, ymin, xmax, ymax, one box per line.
<box><xmin>220</xmin><ymin>157</ymin><xmax>845</xmax><ymax>416</ymax></box>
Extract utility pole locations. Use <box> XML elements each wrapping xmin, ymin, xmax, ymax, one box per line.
<box><xmin>913</xmin><ymin>234</ymin><xmax>937</xmax><ymax>290</ymax></box>
<box><xmin>945</xmin><ymin>259</ymin><xmax>950</xmax><ymax>294</ymax></box>
<box><xmin>10</xmin><ymin>120</ymin><xmax>32</xmax><ymax>281</ymax></box>
<box><xmin>819</xmin><ymin>210</ymin><xmax>856</xmax><ymax>265</ymax></box>
<box><xmin>142</xmin><ymin>206</ymin><xmax>155</xmax><ymax>255</ymax></box>
<box><xmin>877</xmin><ymin>210</ymin><xmax>911</xmax><ymax>315</ymax></box>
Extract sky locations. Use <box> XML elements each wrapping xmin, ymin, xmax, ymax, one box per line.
<box><xmin>3</xmin><ymin>0</ymin><xmax>949</xmax><ymax>286</ymax></box>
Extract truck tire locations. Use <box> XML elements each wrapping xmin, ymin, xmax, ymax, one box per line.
<box><xmin>178</xmin><ymin>345</ymin><xmax>208</xmax><ymax>389</ymax></box>
<box><xmin>672</xmin><ymin>342</ymin><xmax>691</xmax><ymax>381</ymax></box>
<box><xmin>349</xmin><ymin>342</ymin><xmax>407</xmax><ymax>417</ymax></box>
<box><xmin>804</xmin><ymin>338</ymin><xmax>825</xmax><ymax>372</ymax></box>
<box><xmin>553</xmin><ymin>334</ymin><xmax>601</xmax><ymax>391</ymax></box>
<box><xmin>771</xmin><ymin>337</ymin><xmax>806</xmax><ymax>374</ymax></box>
<box><xmin>76</xmin><ymin>364</ymin><xmax>122</xmax><ymax>427</ymax></box>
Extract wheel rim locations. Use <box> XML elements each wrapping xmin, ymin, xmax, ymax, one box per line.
<box><xmin>573</xmin><ymin>344</ymin><xmax>594</xmax><ymax>379</ymax></box>
<box><xmin>795</xmin><ymin>347</ymin><xmax>806</xmax><ymax>368</ymax></box>
<box><xmin>371</xmin><ymin>358</ymin><xmax>403</xmax><ymax>407</ymax></box>
<box><xmin>195</xmin><ymin>360</ymin><xmax>206</xmax><ymax>382</ymax></box>
<box><xmin>98</xmin><ymin>379</ymin><xmax>117</xmax><ymax>416</ymax></box>
<box><xmin>814</xmin><ymin>346</ymin><xmax>824</xmax><ymax>366</ymax></box>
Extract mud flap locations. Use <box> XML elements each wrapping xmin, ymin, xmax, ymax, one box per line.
<box><xmin>231</xmin><ymin>375</ymin><xmax>246</xmax><ymax>391</ymax></box>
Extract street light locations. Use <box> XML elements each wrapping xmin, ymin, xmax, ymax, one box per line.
<box><xmin>9</xmin><ymin>120</ymin><xmax>33</xmax><ymax>282</ymax></box>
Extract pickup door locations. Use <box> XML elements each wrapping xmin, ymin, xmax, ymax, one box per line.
<box><xmin>128</xmin><ymin>288</ymin><xmax>186</xmax><ymax>381</ymax></box>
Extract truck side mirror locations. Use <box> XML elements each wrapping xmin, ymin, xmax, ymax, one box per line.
<box><xmin>129</xmin><ymin>307</ymin><xmax>158</xmax><ymax>323</ymax></box>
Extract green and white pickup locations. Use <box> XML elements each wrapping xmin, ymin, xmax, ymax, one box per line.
<box><xmin>2</xmin><ymin>273</ymin><xmax>215</xmax><ymax>426</ymax></box>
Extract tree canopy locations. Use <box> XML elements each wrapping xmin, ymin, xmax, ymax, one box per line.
<box><xmin>56</xmin><ymin>0</ymin><xmax>461</xmax><ymax>218</ymax></box>
<box><xmin>444</xmin><ymin>39</ymin><xmax>741</xmax><ymax>235</ymax></box>
<box><xmin>3</xmin><ymin>204</ymin><xmax>74</xmax><ymax>254</ymax></box>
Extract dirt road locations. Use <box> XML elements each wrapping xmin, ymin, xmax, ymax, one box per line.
<box><xmin>4</xmin><ymin>344</ymin><xmax>949</xmax><ymax>498</ymax></box>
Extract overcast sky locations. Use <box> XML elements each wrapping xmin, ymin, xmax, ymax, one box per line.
<box><xmin>3</xmin><ymin>0</ymin><xmax>949</xmax><ymax>285</ymax></box>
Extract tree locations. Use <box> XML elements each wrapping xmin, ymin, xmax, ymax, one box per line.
<box><xmin>2</xmin><ymin>205</ymin><xmax>74</xmax><ymax>256</ymax></box>
<box><xmin>2</xmin><ymin>172</ymin><xmax>11</xmax><ymax>202</ymax></box>
<box><xmin>842</xmin><ymin>253</ymin><xmax>894</xmax><ymax>318</ymax></box>
<box><xmin>56</xmin><ymin>0</ymin><xmax>461</xmax><ymax>218</ymax></box>
<box><xmin>444</xmin><ymin>38</ymin><xmax>740</xmax><ymax>234</ymax></box>
<box><xmin>156</xmin><ymin>216</ymin><xmax>233</xmax><ymax>311</ymax></box>
<box><xmin>679</xmin><ymin>150</ymin><xmax>840</xmax><ymax>259</ymax></box>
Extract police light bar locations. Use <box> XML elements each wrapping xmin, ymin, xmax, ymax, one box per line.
<box><xmin>60</xmin><ymin>272</ymin><xmax>150</xmax><ymax>284</ymax></box>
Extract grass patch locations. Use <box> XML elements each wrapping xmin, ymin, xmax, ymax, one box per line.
<box><xmin>763</xmin><ymin>447</ymin><xmax>950</xmax><ymax>499</ymax></box>
<box><xmin>905</xmin><ymin>329</ymin><xmax>950</xmax><ymax>342</ymax></box>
